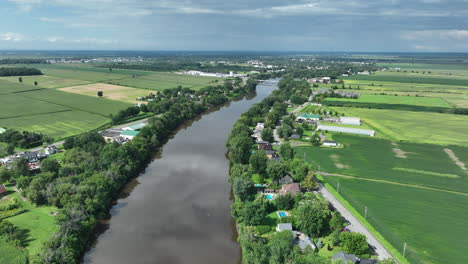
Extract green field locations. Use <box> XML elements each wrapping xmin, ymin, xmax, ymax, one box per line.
<box><xmin>324</xmin><ymin>94</ymin><xmax>452</xmax><ymax>108</ymax></box>
<box><xmin>0</xmin><ymin>80</ymin><xmax>45</xmax><ymax>95</ymax></box>
<box><xmin>343</xmin><ymin>73</ymin><xmax>468</xmax><ymax>86</ymax></box>
<box><xmin>0</xmin><ymin>238</ymin><xmax>28</xmax><ymax>264</ymax></box>
<box><xmin>323</xmin><ymin>176</ymin><xmax>468</xmax><ymax>264</ymax></box>
<box><xmin>328</xmin><ymin>107</ymin><xmax>468</xmax><ymax>146</ymax></box>
<box><xmin>295</xmin><ymin>135</ymin><xmax>468</xmax><ymax>264</ymax></box>
<box><xmin>105</xmin><ymin>72</ymin><xmax>221</xmax><ymax>90</ymax></box>
<box><xmin>0</xmin><ymin>75</ymin><xmax>90</xmax><ymax>89</ymax></box>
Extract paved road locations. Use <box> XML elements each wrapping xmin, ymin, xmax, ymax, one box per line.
<box><xmin>318</xmin><ymin>185</ymin><xmax>395</xmax><ymax>261</ymax></box>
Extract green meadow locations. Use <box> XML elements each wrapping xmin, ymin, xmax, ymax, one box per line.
<box><xmin>324</xmin><ymin>94</ymin><xmax>452</xmax><ymax>108</ymax></box>
<box><xmin>343</xmin><ymin>73</ymin><xmax>468</xmax><ymax>86</ymax></box>
<box><xmin>0</xmin><ymin>75</ymin><xmax>90</xmax><ymax>89</ymax></box>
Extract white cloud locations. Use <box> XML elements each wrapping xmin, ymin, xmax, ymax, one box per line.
<box><xmin>39</xmin><ymin>17</ymin><xmax>65</xmax><ymax>23</ymax></box>
<box><xmin>401</xmin><ymin>29</ymin><xmax>468</xmax><ymax>40</ymax></box>
<box><xmin>46</xmin><ymin>36</ymin><xmax>64</xmax><ymax>42</ymax></box>
<box><xmin>0</xmin><ymin>32</ymin><xmax>25</xmax><ymax>42</ymax></box>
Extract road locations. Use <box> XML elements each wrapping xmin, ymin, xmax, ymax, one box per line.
<box><xmin>318</xmin><ymin>185</ymin><xmax>395</xmax><ymax>261</ymax></box>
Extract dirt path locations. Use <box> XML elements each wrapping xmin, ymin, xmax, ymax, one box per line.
<box><xmin>316</xmin><ymin>171</ymin><xmax>468</xmax><ymax>197</ymax></box>
<box><xmin>444</xmin><ymin>148</ymin><xmax>467</xmax><ymax>171</ymax></box>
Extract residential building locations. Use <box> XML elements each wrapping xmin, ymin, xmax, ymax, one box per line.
<box><xmin>279</xmin><ymin>183</ymin><xmax>301</xmax><ymax>196</ymax></box>
<box><xmin>100</xmin><ymin>130</ymin><xmax>121</xmax><ymax>142</ymax></box>
<box><xmin>45</xmin><ymin>145</ymin><xmax>59</xmax><ymax>155</ymax></box>
<box><xmin>278</xmin><ymin>175</ymin><xmax>294</xmax><ymax>185</ymax></box>
<box><xmin>276</xmin><ymin>223</ymin><xmax>293</xmax><ymax>232</ymax></box>
<box><xmin>258</xmin><ymin>141</ymin><xmax>273</xmax><ymax>151</ymax></box>
<box><xmin>0</xmin><ymin>185</ymin><xmax>7</xmax><ymax>196</ymax></box>
<box><xmin>332</xmin><ymin>252</ymin><xmax>358</xmax><ymax>263</ymax></box>
<box><xmin>0</xmin><ymin>128</ymin><xmax>5</xmax><ymax>134</ymax></box>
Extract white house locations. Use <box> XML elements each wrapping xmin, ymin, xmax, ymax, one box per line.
<box><xmin>340</xmin><ymin>117</ymin><xmax>361</xmax><ymax>126</ymax></box>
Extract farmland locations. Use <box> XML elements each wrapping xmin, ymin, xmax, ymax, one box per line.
<box><xmin>295</xmin><ymin>135</ymin><xmax>468</xmax><ymax>264</ymax></box>
<box><xmin>59</xmin><ymin>83</ymin><xmax>156</xmax><ymax>104</ymax></box>
<box><xmin>327</xmin><ymin>107</ymin><xmax>468</xmax><ymax>146</ymax></box>
<box><xmin>0</xmin><ymin>75</ymin><xmax>90</xmax><ymax>89</ymax></box>
<box><xmin>342</xmin><ymin>72</ymin><xmax>468</xmax><ymax>86</ymax></box>
<box><xmin>324</xmin><ymin>94</ymin><xmax>452</xmax><ymax>108</ymax></box>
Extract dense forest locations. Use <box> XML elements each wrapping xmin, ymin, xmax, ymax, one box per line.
<box><xmin>0</xmin><ymin>59</ymin><xmax>48</xmax><ymax>64</ymax></box>
<box><xmin>102</xmin><ymin>61</ymin><xmax>260</xmax><ymax>73</ymax></box>
<box><xmin>0</xmin><ymin>67</ymin><xmax>43</xmax><ymax>77</ymax></box>
<box><xmin>0</xmin><ymin>78</ymin><xmax>258</xmax><ymax>264</ymax></box>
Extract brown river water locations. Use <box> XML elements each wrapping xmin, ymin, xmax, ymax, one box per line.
<box><xmin>83</xmin><ymin>81</ymin><xmax>277</xmax><ymax>264</ymax></box>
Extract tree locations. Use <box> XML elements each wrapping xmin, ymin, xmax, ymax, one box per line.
<box><xmin>250</xmin><ymin>150</ymin><xmax>268</xmax><ymax>175</ymax></box>
<box><xmin>241</xmin><ymin>200</ymin><xmax>266</xmax><ymax>225</ymax></box>
<box><xmin>266</xmin><ymin>162</ymin><xmax>288</xmax><ymax>184</ymax></box>
<box><xmin>330</xmin><ymin>212</ymin><xmax>346</xmax><ymax>231</ymax></box>
<box><xmin>18</xmin><ymin>77</ymin><xmax>22</xmax><ymax>83</ymax></box>
<box><xmin>261</xmin><ymin>128</ymin><xmax>274</xmax><ymax>143</ymax></box>
<box><xmin>34</xmin><ymin>81</ymin><xmax>38</xmax><ymax>86</ymax></box>
<box><xmin>41</xmin><ymin>159</ymin><xmax>61</xmax><ymax>175</ymax></box>
<box><xmin>275</xmin><ymin>193</ymin><xmax>294</xmax><ymax>210</ymax></box>
<box><xmin>228</xmin><ymin>136</ymin><xmax>252</xmax><ymax>164</ymax></box>
<box><xmin>268</xmin><ymin>230</ymin><xmax>294</xmax><ymax>264</ymax></box>
<box><xmin>233</xmin><ymin>177</ymin><xmax>255</xmax><ymax>202</ymax></box>
<box><xmin>6</xmin><ymin>144</ymin><xmax>15</xmax><ymax>155</ymax></box>
<box><xmin>310</xmin><ymin>133</ymin><xmax>321</xmax><ymax>146</ymax></box>
<box><xmin>301</xmin><ymin>172</ymin><xmax>318</xmax><ymax>190</ymax></box>
<box><xmin>0</xmin><ymin>167</ymin><xmax>11</xmax><ymax>184</ymax></box>
<box><xmin>340</xmin><ymin>232</ymin><xmax>369</xmax><ymax>255</ymax></box>
<box><xmin>279</xmin><ymin>142</ymin><xmax>294</xmax><ymax>161</ymax></box>
<box><xmin>295</xmin><ymin>199</ymin><xmax>332</xmax><ymax>237</ymax></box>
<box><xmin>295</xmin><ymin>126</ymin><xmax>304</xmax><ymax>137</ymax></box>
<box><xmin>140</xmin><ymin>104</ymin><xmax>149</xmax><ymax>113</ymax></box>
<box><xmin>97</xmin><ymin>91</ymin><xmax>103</xmax><ymax>97</ymax></box>
<box><xmin>109</xmin><ymin>67</ymin><xmax>112</xmax><ymax>72</ymax></box>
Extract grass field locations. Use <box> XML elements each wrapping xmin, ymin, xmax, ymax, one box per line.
<box><xmin>295</xmin><ymin>135</ymin><xmax>468</xmax><ymax>264</ymax></box>
<box><xmin>60</xmin><ymin>83</ymin><xmax>156</xmax><ymax>104</ymax></box>
<box><xmin>0</xmin><ymin>238</ymin><xmax>28</xmax><ymax>264</ymax></box>
<box><xmin>327</xmin><ymin>107</ymin><xmax>468</xmax><ymax>146</ymax></box>
<box><xmin>324</xmin><ymin>94</ymin><xmax>452</xmax><ymax>108</ymax></box>
<box><xmin>343</xmin><ymin>73</ymin><xmax>468</xmax><ymax>86</ymax></box>
<box><xmin>0</xmin><ymin>80</ymin><xmax>45</xmax><ymax>95</ymax></box>
<box><xmin>0</xmin><ymin>75</ymin><xmax>90</xmax><ymax>89</ymax></box>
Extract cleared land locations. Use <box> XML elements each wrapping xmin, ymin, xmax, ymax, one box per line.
<box><xmin>295</xmin><ymin>135</ymin><xmax>468</xmax><ymax>264</ymax></box>
<box><xmin>60</xmin><ymin>83</ymin><xmax>156</xmax><ymax>104</ymax></box>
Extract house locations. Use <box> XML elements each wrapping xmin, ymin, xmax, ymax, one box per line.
<box><xmin>120</xmin><ymin>130</ymin><xmax>140</xmax><ymax>140</ymax></box>
<box><xmin>280</xmin><ymin>183</ymin><xmax>301</xmax><ymax>196</ymax></box>
<box><xmin>295</xmin><ymin>233</ymin><xmax>316</xmax><ymax>251</ymax></box>
<box><xmin>278</xmin><ymin>175</ymin><xmax>294</xmax><ymax>185</ymax></box>
<box><xmin>122</xmin><ymin>123</ymin><xmax>146</xmax><ymax>131</ymax></box>
<box><xmin>0</xmin><ymin>128</ymin><xmax>5</xmax><ymax>134</ymax></box>
<box><xmin>276</xmin><ymin>223</ymin><xmax>293</xmax><ymax>232</ymax></box>
<box><xmin>45</xmin><ymin>145</ymin><xmax>59</xmax><ymax>155</ymax></box>
<box><xmin>269</xmin><ymin>152</ymin><xmax>281</xmax><ymax>162</ymax></box>
<box><xmin>332</xmin><ymin>251</ymin><xmax>358</xmax><ymax>264</ymax></box>
<box><xmin>0</xmin><ymin>184</ymin><xmax>7</xmax><ymax>196</ymax></box>
<box><xmin>265</xmin><ymin>150</ymin><xmax>277</xmax><ymax>158</ymax></box>
<box><xmin>290</xmin><ymin>134</ymin><xmax>301</xmax><ymax>140</ymax></box>
<box><xmin>264</xmin><ymin>188</ymin><xmax>275</xmax><ymax>194</ymax></box>
<box><xmin>340</xmin><ymin>117</ymin><xmax>361</xmax><ymax>126</ymax></box>
<box><xmin>257</xmin><ymin>141</ymin><xmax>273</xmax><ymax>151</ymax></box>
<box><xmin>322</xmin><ymin>141</ymin><xmax>338</xmax><ymax>147</ymax></box>
<box><xmin>17</xmin><ymin>151</ymin><xmax>39</xmax><ymax>162</ymax></box>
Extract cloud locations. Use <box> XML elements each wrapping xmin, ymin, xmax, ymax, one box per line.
<box><xmin>401</xmin><ymin>29</ymin><xmax>468</xmax><ymax>40</ymax></box>
<box><xmin>39</xmin><ymin>17</ymin><xmax>65</xmax><ymax>23</ymax></box>
<box><xmin>0</xmin><ymin>32</ymin><xmax>25</xmax><ymax>42</ymax></box>
<box><xmin>46</xmin><ymin>36</ymin><xmax>65</xmax><ymax>42</ymax></box>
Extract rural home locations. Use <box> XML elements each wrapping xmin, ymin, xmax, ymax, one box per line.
<box><xmin>17</xmin><ymin>151</ymin><xmax>39</xmax><ymax>163</ymax></box>
<box><xmin>278</xmin><ymin>175</ymin><xmax>294</xmax><ymax>185</ymax></box>
<box><xmin>45</xmin><ymin>145</ymin><xmax>59</xmax><ymax>155</ymax></box>
<box><xmin>276</xmin><ymin>223</ymin><xmax>293</xmax><ymax>232</ymax></box>
<box><xmin>0</xmin><ymin>128</ymin><xmax>5</xmax><ymax>134</ymax></box>
<box><xmin>290</xmin><ymin>134</ymin><xmax>301</xmax><ymax>140</ymax></box>
<box><xmin>280</xmin><ymin>183</ymin><xmax>301</xmax><ymax>196</ymax></box>
<box><xmin>257</xmin><ymin>141</ymin><xmax>273</xmax><ymax>150</ymax></box>
<box><xmin>269</xmin><ymin>152</ymin><xmax>281</xmax><ymax>162</ymax></box>
<box><xmin>295</xmin><ymin>232</ymin><xmax>316</xmax><ymax>251</ymax></box>
<box><xmin>100</xmin><ymin>130</ymin><xmax>121</xmax><ymax>142</ymax></box>
<box><xmin>340</xmin><ymin>117</ymin><xmax>361</xmax><ymax>126</ymax></box>
<box><xmin>322</xmin><ymin>141</ymin><xmax>338</xmax><ymax>147</ymax></box>
<box><xmin>265</xmin><ymin>150</ymin><xmax>277</xmax><ymax>158</ymax></box>
<box><xmin>0</xmin><ymin>184</ymin><xmax>7</xmax><ymax>196</ymax></box>
<box><xmin>120</xmin><ymin>130</ymin><xmax>140</xmax><ymax>140</ymax></box>
<box><xmin>317</xmin><ymin>125</ymin><xmax>375</xmax><ymax>137</ymax></box>
<box><xmin>332</xmin><ymin>251</ymin><xmax>377</xmax><ymax>264</ymax></box>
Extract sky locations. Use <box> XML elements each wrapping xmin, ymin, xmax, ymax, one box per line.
<box><xmin>1</xmin><ymin>0</ymin><xmax>468</xmax><ymax>52</ymax></box>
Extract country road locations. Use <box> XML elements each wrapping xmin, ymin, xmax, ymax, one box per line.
<box><xmin>318</xmin><ymin>185</ymin><xmax>395</xmax><ymax>261</ymax></box>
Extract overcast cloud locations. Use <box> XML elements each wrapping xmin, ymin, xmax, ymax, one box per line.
<box><xmin>1</xmin><ymin>0</ymin><xmax>467</xmax><ymax>51</ymax></box>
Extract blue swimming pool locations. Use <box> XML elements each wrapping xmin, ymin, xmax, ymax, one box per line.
<box><xmin>265</xmin><ymin>194</ymin><xmax>274</xmax><ymax>200</ymax></box>
<box><xmin>278</xmin><ymin>211</ymin><xmax>287</xmax><ymax>217</ymax></box>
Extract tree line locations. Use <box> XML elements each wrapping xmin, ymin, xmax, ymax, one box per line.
<box><xmin>0</xmin><ymin>59</ymin><xmax>47</xmax><ymax>64</ymax></box>
<box><xmin>0</xmin><ymin>129</ymin><xmax>53</xmax><ymax>150</ymax></box>
<box><xmin>0</xmin><ymin>67</ymin><xmax>43</xmax><ymax>77</ymax></box>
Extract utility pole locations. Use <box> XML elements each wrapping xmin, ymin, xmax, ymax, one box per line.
<box><xmin>403</xmin><ymin>242</ymin><xmax>407</xmax><ymax>257</ymax></box>
<box><xmin>364</xmin><ymin>206</ymin><xmax>368</xmax><ymax>219</ymax></box>
<box><xmin>337</xmin><ymin>181</ymin><xmax>340</xmax><ymax>193</ymax></box>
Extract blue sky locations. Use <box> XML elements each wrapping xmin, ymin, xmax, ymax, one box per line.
<box><xmin>1</xmin><ymin>0</ymin><xmax>468</xmax><ymax>51</ymax></box>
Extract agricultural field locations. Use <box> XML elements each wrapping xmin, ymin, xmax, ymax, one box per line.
<box><xmin>105</xmin><ymin>72</ymin><xmax>221</xmax><ymax>90</ymax></box>
<box><xmin>324</xmin><ymin>94</ymin><xmax>452</xmax><ymax>108</ymax></box>
<box><xmin>295</xmin><ymin>135</ymin><xmax>468</xmax><ymax>264</ymax></box>
<box><xmin>60</xmin><ymin>83</ymin><xmax>156</xmax><ymax>104</ymax></box>
<box><xmin>0</xmin><ymin>79</ymin><xmax>44</xmax><ymax>94</ymax></box>
<box><xmin>326</xmin><ymin>107</ymin><xmax>468</xmax><ymax>146</ymax></box>
<box><xmin>0</xmin><ymin>75</ymin><xmax>90</xmax><ymax>89</ymax></box>
<box><xmin>343</xmin><ymin>72</ymin><xmax>468</xmax><ymax>86</ymax></box>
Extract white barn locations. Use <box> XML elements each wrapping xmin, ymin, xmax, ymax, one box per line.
<box><xmin>317</xmin><ymin>125</ymin><xmax>375</xmax><ymax>137</ymax></box>
<box><xmin>340</xmin><ymin>117</ymin><xmax>361</xmax><ymax>126</ymax></box>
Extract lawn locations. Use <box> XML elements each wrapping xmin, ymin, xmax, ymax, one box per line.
<box><xmin>295</xmin><ymin>135</ymin><xmax>468</xmax><ymax>193</ymax></box>
<box><xmin>324</xmin><ymin>94</ymin><xmax>452</xmax><ymax>108</ymax></box>
<box><xmin>327</xmin><ymin>107</ymin><xmax>468</xmax><ymax>146</ymax></box>
<box><xmin>59</xmin><ymin>83</ymin><xmax>156</xmax><ymax>104</ymax></box>
<box><xmin>0</xmin><ymin>75</ymin><xmax>90</xmax><ymax>89</ymax></box>
<box><xmin>322</xmin><ymin>176</ymin><xmax>468</xmax><ymax>264</ymax></box>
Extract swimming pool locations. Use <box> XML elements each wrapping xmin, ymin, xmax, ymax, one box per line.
<box><xmin>265</xmin><ymin>194</ymin><xmax>274</xmax><ymax>200</ymax></box>
<box><xmin>278</xmin><ymin>211</ymin><xmax>287</xmax><ymax>217</ymax></box>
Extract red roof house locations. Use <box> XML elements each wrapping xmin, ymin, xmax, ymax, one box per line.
<box><xmin>0</xmin><ymin>184</ymin><xmax>7</xmax><ymax>196</ymax></box>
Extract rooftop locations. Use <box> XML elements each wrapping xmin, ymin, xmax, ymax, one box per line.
<box><xmin>277</xmin><ymin>223</ymin><xmax>293</xmax><ymax>231</ymax></box>
<box><xmin>0</xmin><ymin>184</ymin><xmax>7</xmax><ymax>194</ymax></box>
<box><xmin>124</xmin><ymin>123</ymin><xmax>147</xmax><ymax>131</ymax></box>
<box><xmin>299</xmin><ymin>113</ymin><xmax>321</xmax><ymax>119</ymax></box>
<box><xmin>121</xmin><ymin>130</ymin><xmax>140</xmax><ymax>137</ymax></box>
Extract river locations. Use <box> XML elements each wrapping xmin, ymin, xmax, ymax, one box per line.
<box><xmin>83</xmin><ymin>80</ymin><xmax>278</xmax><ymax>264</ymax></box>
